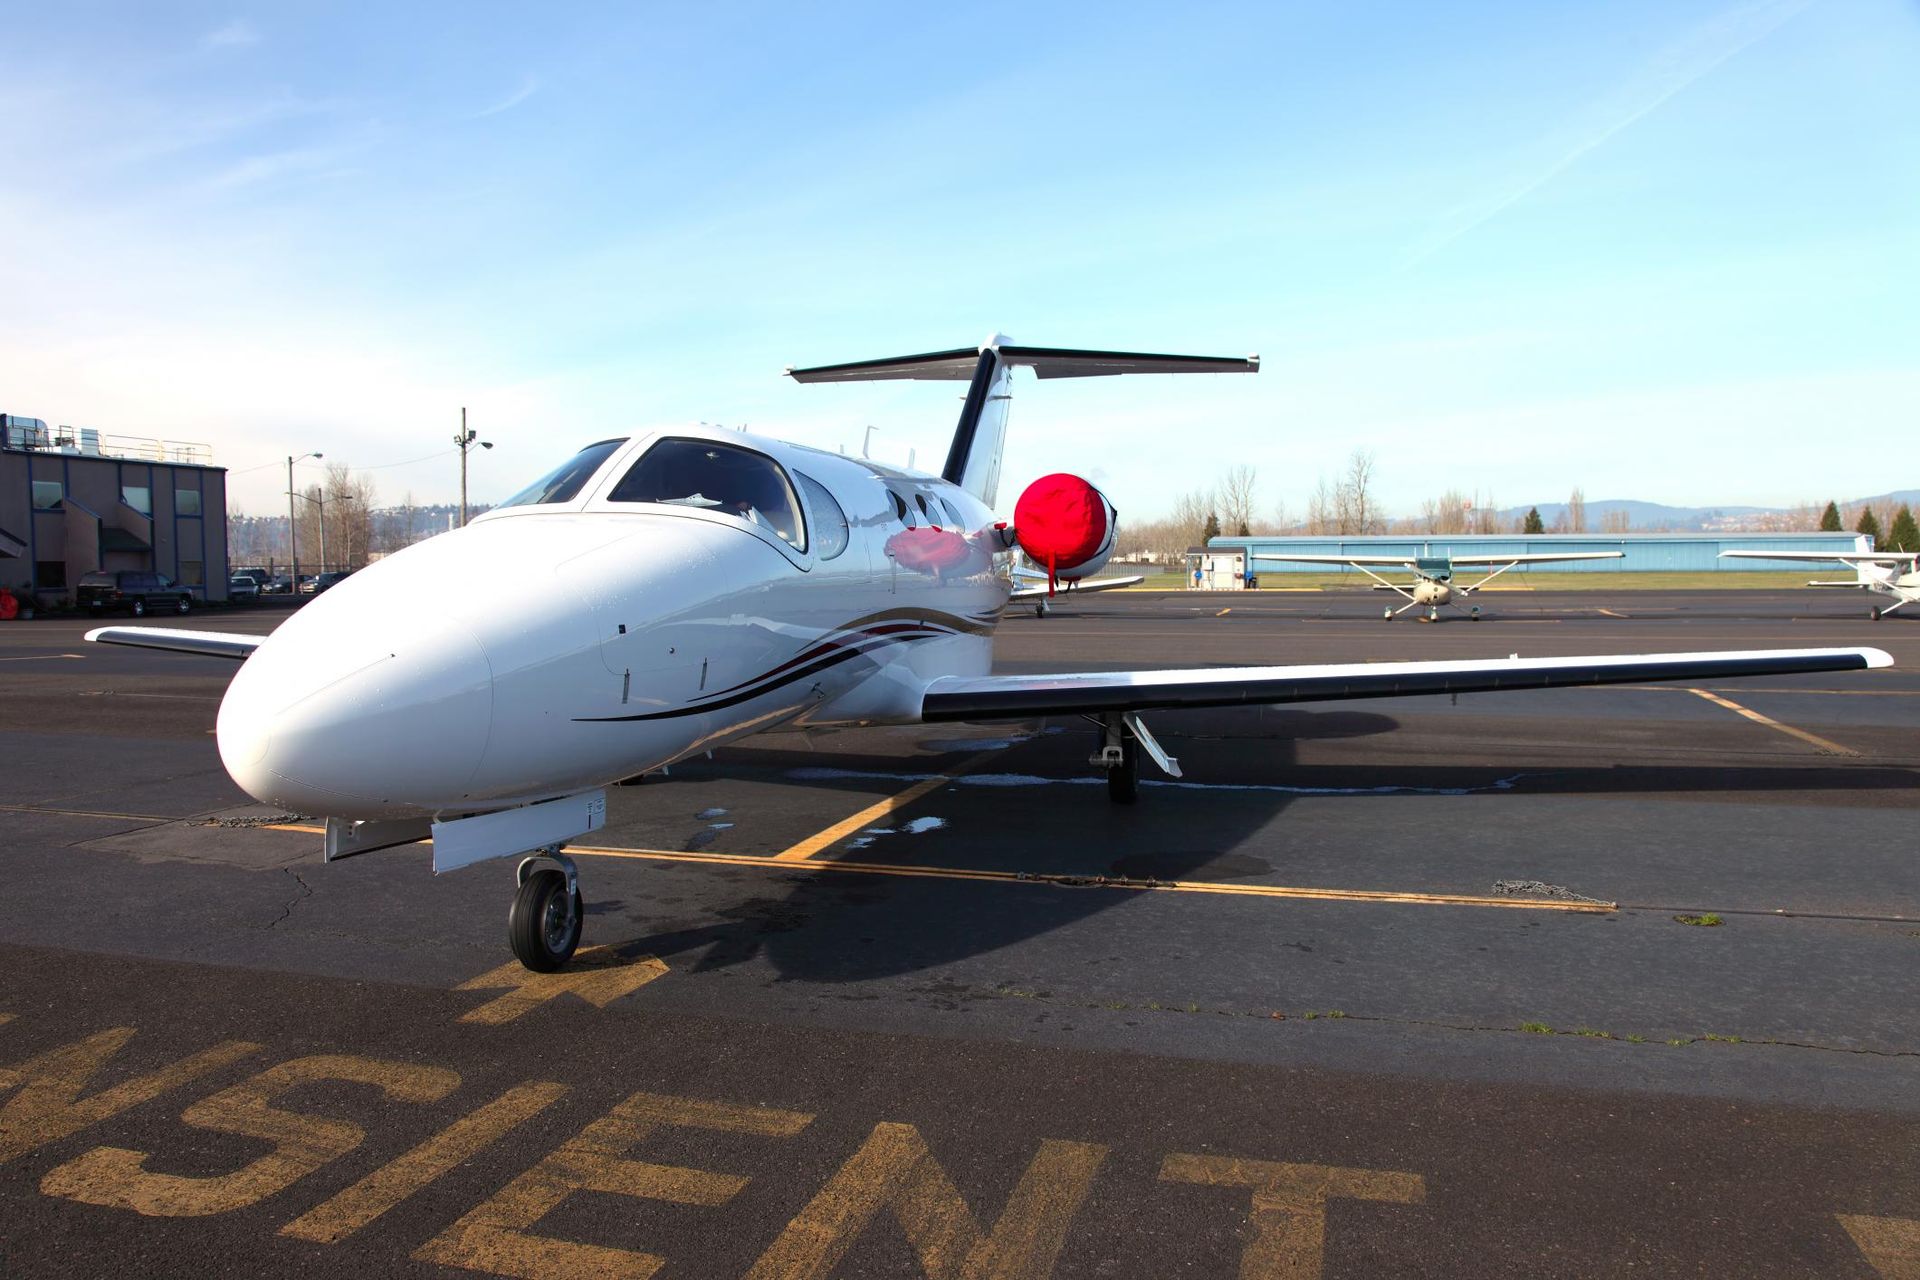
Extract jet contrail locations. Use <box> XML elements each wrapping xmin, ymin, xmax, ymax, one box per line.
<box><xmin>1404</xmin><ymin>0</ymin><xmax>1818</xmax><ymax>268</ymax></box>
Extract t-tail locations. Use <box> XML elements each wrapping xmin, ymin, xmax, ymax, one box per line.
<box><xmin>786</xmin><ymin>335</ymin><xmax>1259</xmax><ymax>509</ymax></box>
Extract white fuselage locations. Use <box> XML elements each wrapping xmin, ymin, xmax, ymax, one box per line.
<box><xmin>217</xmin><ymin>428</ymin><xmax>1012</xmax><ymax>820</ymax></box>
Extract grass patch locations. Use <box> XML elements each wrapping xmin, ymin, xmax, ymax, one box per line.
<box><xmin>1572</xmin><ymin>1028</ymin><xmax>1613</xmax><ymax>1039</ymax></box>
<box><xmin>1519</xmin><ymin>1021</ymin><xmax>1553</xmax><ymax>1035</ymax></box>
<box><xmin>1673</xmin><ymin>913</ymin><xmax>1724</xmax><ymax>927</ymax></box>
<box><xmin>1667</xmin><ymin>1038</ymin><xmax>1689</xmax><ymax>1047</ymax></box>
<box><xmin>1626</xmin><ymin>1035</ymin><xmax>1646</xmax><ymax>1044</ymax></box>
<box><xmin>1702</xmin><ymin>1033</ymin><xmax>1744</xmax><ymax>1043</ymax></box>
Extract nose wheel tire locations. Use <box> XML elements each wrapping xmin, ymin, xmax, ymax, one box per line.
<box><xmin>509</xmin><ymin>869</ymin><xmax>582</xmax><ymax>972</ymax></box>
<box><xmin>1382</xmin><ymin>607</ymin><xmax>1393</xmax><ymax>620</ymax></box>
<box><xmin>1469</xmin><ymin>606</ymin><xmax>1481</xmax><ymax>621</ymax></box>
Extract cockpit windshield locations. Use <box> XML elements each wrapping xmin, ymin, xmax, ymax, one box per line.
<box><xmin>495</xmin><ymin>438</ymin><xmax>628</xmax><ymax>509</ymax></box>
<box><xmin>608</xmin><ymin>438</ymin><xmax>806</xmax><ymax>550</ymax></box>
<box><xmin>1414</xmin><ymin>556</ymin><xmax>1452</xmax><ymax>580</ymax></box>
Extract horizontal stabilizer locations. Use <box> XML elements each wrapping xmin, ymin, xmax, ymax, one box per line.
<box><xmin>1012</xmin><ymin>575</ymin><xmax>1145</xmax><ymax>599</ymax></box>
<box><xmin>85</xmin><ymin>626</ymin><xmax>262</xmax><ymax>660</ymax></box>
<box><xmin>787</xmin><ymin>344</ymin><xmax>1259</xmax><ymax>383</ymax></box>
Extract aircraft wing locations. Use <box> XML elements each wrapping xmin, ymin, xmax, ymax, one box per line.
<box><xmin>1252</xmin><ymin>554</ymin><xmax>1417</xmax><ymax>567</ymax></box>
<box><xmin>1011</xmin><ymin>575</ymin><xmax>1145</xmax><ymax>599</ymax></box>
<box><xmin>1445</xmin><ymin>551</ymin><xmax>1625</xmax><ymax>567</ymax></box>
<box><xmin>1720</xmin><ymin>550</ymin><xmax>1917</xmax><ymax>565</ymax></box>
<box><xmin>85</xmin><ymin>626</ymin><xmax>263</xmax><ymax>660</ymax></box>
<box><xmin>919</xmin><ymin>647</ymin><xmax>1890</xmax><ymax>721</ymax></box>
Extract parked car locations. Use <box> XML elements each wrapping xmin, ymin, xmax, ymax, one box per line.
<box><xmin>227</xmin><ymin>574</ymin><xmax>261</xmax><ymax>603</ymax></box>
<box><xmin>76</xmin><ymin>571</ymin><xmax>195</xmax><ymax>617</ymax></box>
<box><xmin>232</xmin><ymin>566</ymin><xmax>274</xmax><ymax>592</ymax></box>
<box><xmin>298</xmin><ymin>571</ymin><xmax>353</xmax><ymax>595</ymax></box>
<box><xmin>266</xmin><ymin>575</ymin><xmax>294</xmax><ymax>594</ymax></box>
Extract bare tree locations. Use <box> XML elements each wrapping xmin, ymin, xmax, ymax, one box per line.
<box><xmin>1216</xmin><ymin>465</ymin><xmax>1258</xmax><ymax>538</ymax></box>
<box><xmin>1334</xmin><ymin>449</ymin><xmax>1381</xmax><ymax>535</ymax></box>
<box><xmin>1305</xmin><ymin>477</ymin><xmax>1335</xmax><ymax>534</ymax></box>
<box><xmin>1566</xmin><ymin>487</ymin><xmax>1588</xmax><ymax>534</ymax></box>
<box><xmin>1600</xmin><ymin>509</ymin><xmax>1631</xmax><ymax>534</ymax></box>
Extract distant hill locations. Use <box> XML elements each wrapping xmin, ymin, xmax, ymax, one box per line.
<box><xmin>1498</xmin><ymin>490</ymin><xmax>1918</xmax><ymax>532</ymax></box>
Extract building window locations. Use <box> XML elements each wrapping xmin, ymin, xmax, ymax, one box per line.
<box><xmin>179</xmin><ymin>560</ymin><xmax>204</xmax><ymax>587</ymax></box>
<box><xmin>34</xmin><ymin>561</ymin><xmax>66</xmax><ymax>589</ymax></box>
<box><xmin>122</xmin><ymin>484</ymin><xmax>151</xmax><ymax>515</ymax></box>
<box><xmin>175</xmin><ymin>488</ymin><xmax>201</xmax><ymax>516</ymax></box>
<box><xmin>32</xmin><ymin>480</ymin><xmax>62</xmax><ymax>510</ymax></box>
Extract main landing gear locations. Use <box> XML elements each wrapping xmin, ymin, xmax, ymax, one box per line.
<box><xmin>509</xmin><ymin>847</ymin><xmax>583</xmax><ymax>972</ymax></box>
<box><xmin>1091</xmin><ymin>712</ymin><xmax>1180</xmax><ymax>804</ymax></box>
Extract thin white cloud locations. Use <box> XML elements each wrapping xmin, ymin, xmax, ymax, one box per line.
<box><xmin>1405</xmin><ymin>0</ymin><xmax>1818</xmax><ymax>267</ymax></box>
<box><xmin>472</xmin><ymin>76</ymin><xmax>539</xmax><ymax>119</ymax></box>
<box><xmin>201</xmin><ymin>20</ymin><xmax>260</xmax><ymax>50</ymax></box>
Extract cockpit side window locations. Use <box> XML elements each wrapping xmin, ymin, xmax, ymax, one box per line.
<box><xmin>609</xmin><ymin>438</ymin><xmax>807</xmax><ymax>551</ymax></box>
<box><xmin>497</xmin><ymin>438</ymin><xmax>628</xmax><ymax>509</ymax></box>
<box><xmin>795</xmin><ymin>472</ymin><xmax>850</xmax><ymax>560</ymax></box>
<box><xmin>938</xmin><ymin>496</ymin><xmax>966</xmax><ymax>529</ymax></box>
<box><xmin>887</xmin><ymin>488</ymin><xmax>914</xmax><ymax>528</ymax></box>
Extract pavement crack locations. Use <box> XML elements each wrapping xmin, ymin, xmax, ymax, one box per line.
<box><xmin>264</xmin><ymin>866</ymin><xmax>314</xmax><ymax>930</ymax></box>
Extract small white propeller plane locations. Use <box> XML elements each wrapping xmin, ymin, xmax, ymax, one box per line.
<box><xmin>1252</xmin><ymin>549</ymin><xmax>1625</xmax><ymax>621</ymax></box>
<box><xmin>1719</xmin><ymin>548</ymin><xmax>1920</xmax><ymax>619</ymax></box>
<box><xmin>89</xmin><ymin>335</ymin><xmax>1891</xmax><ymax>972</ymax></box>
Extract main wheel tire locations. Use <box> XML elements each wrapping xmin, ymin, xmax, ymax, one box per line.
<box><xmin>1870</xmin><ymin>607</ymin><xmax>1882</xmax><ymax>621</ymax></box>
<box><xmin>1107</xmin><ymin>734</ymin><xmax>1139</xmax><ymax>805</ymax></box>
<box><xmin>1382</xmin><ymin>608</ymin><xmax>1393</xmax><ymax>620</ymax></box>
<box><xmin>129</xmin><ymin>599</ymin><xmax>146</xmax><ymax>617</ymax></box>
<box><xmin>509</xmin><ymin>869</ymin><xmax>582</xmax><ymax>972</ymax></box>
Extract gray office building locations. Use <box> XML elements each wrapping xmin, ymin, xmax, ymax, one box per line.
<box><xmin>1</xmin><ymin>414</ymin><xmax>229</xmax><ymax>606</ymax></box>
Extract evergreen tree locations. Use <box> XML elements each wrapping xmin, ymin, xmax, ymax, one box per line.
<box><xmin>1523</xmin><ymin>506</ymin><xmax>1544</xmax><ymax>534</ymax></box>
<box><xmin>1818</xmin><ymin>501</ymin><xmax>1841</xmax><ymax>532</ymax></box>
<box><xmin>1235</xmin><ymin>519</ymin><xmax>1250</xmax><ymax>537</ymax></box>
<box><xmin>1856</xmin><ymin>507</ymin><xmax>1882</xmax><ymax>545</ymax></box>
<box><xmin>1202</xmin><ymin>512</ymin><xmax>1222</xmax><ymax>542</ymax></box>
<box><xmin>1888</xmin><ymin>504</ymin><xmax>1919</xmax><ymax>554</ymax></box>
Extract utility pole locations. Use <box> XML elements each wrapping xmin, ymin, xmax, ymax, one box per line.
<box><xmin>459</xmin><ymin>407</ymin><xmax>468</xmax><ymax>528</ymax></box>
<box><xmin>454</xmin><ymin>408</ymin><xmax>492</xmax><ymax>527</ymax></box>
<box><xmin>287</xmin><ymin>451</ymin><xmax>322</xmax><ymax>585</ymax></box>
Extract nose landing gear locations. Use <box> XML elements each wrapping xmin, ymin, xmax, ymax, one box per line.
<box><xmin>509</xmin><ymin>847</ymin><xmax>583</xmax><ymax>972</ymax></box>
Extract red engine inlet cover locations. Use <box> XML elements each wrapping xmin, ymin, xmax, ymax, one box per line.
<box><xmin>1013</xmin><ymin>473</ymin><xmax>1117</xmax><ymax>589</ymax></box>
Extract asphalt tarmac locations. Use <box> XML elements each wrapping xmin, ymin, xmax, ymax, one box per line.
<box><xmin>2</xmin><ymin>589</ymin><xmax>1917</xmax><ymax>1278</ymax></box>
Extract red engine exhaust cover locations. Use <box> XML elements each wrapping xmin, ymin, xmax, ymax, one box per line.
<box><xmin>1013</xmin><ymin>473</ymin><xmax>1117</xmax><ymax>592</ymax></box>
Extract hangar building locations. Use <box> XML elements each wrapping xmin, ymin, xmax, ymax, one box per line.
<box><xmin>1205</xmin><ymin>532</ymin><xmax>1871</xmax><ymax>582</ymax></box>
<box><xmin>1</xmin><ymin>415</ymin><xmax>229</xmax><ymax>607</ymax></box>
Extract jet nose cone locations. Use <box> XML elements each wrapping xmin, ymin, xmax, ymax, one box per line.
<box><xmin>218</xmin><ymin>609</ymin><xmax>493</xmax><ymax>817</ymax></box>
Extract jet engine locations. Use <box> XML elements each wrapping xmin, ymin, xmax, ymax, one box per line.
<box><xmin>1013</xmin><ymin>473</ymin><xmax>1117</xmax><ymax>590</ymax></box>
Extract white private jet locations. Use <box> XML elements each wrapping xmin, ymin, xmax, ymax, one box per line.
<box><xmin>1719</xmin><ymin>549</ymin><xmax>1920</xmax><ymax>619</ymax></box>
<box><xmin>89</xmin><ymin>335</ymin><xmax>1890</xmax><ymax>972</ymax></box>
<box><xmin>1252</xmin><ymin>549</ymin><xmax>1625</xmax><ymax>621</ymax></box>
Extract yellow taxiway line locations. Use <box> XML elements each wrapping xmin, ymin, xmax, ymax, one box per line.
<box><xmin>261</xmin><ymin>825</ymin><xmax>1609</xmax><ymax>912</ymax></box>
<box><xmin>570</xmin><ymin>845</ymin><xmax>1614</xmax><ymax>912</ymax></box>
<box><xmin>1686</xmin><ymin>687</ymin><xmax>1858</xmax><ymax>757</ymax></box>
<box><xmin>770</xmin><ymin>746</ymin><xmax>1008</xmax><ymax>862</ymax></box>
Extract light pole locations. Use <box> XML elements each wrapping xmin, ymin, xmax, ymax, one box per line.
<box><xmin>286</xmin><ymin>451</ymin><xmax>322</xmax><ymax>585</ymax></box>
<box><xmin>455</xmin><ymin>408</ymin><xmax>492</xmax><ymax>527</ymax></box>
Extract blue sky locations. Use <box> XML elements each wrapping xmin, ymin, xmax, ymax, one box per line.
<box><xmin>1</xmin><ymin>0</ymin><xmax>1915</xmax><ymax>520</ymax></box>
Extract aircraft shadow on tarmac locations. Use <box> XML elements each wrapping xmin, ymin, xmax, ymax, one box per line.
<box><xmin>587</xmin><ymin>709</ymin><xmax>1917</xmax><ymax>984</ymax></box>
